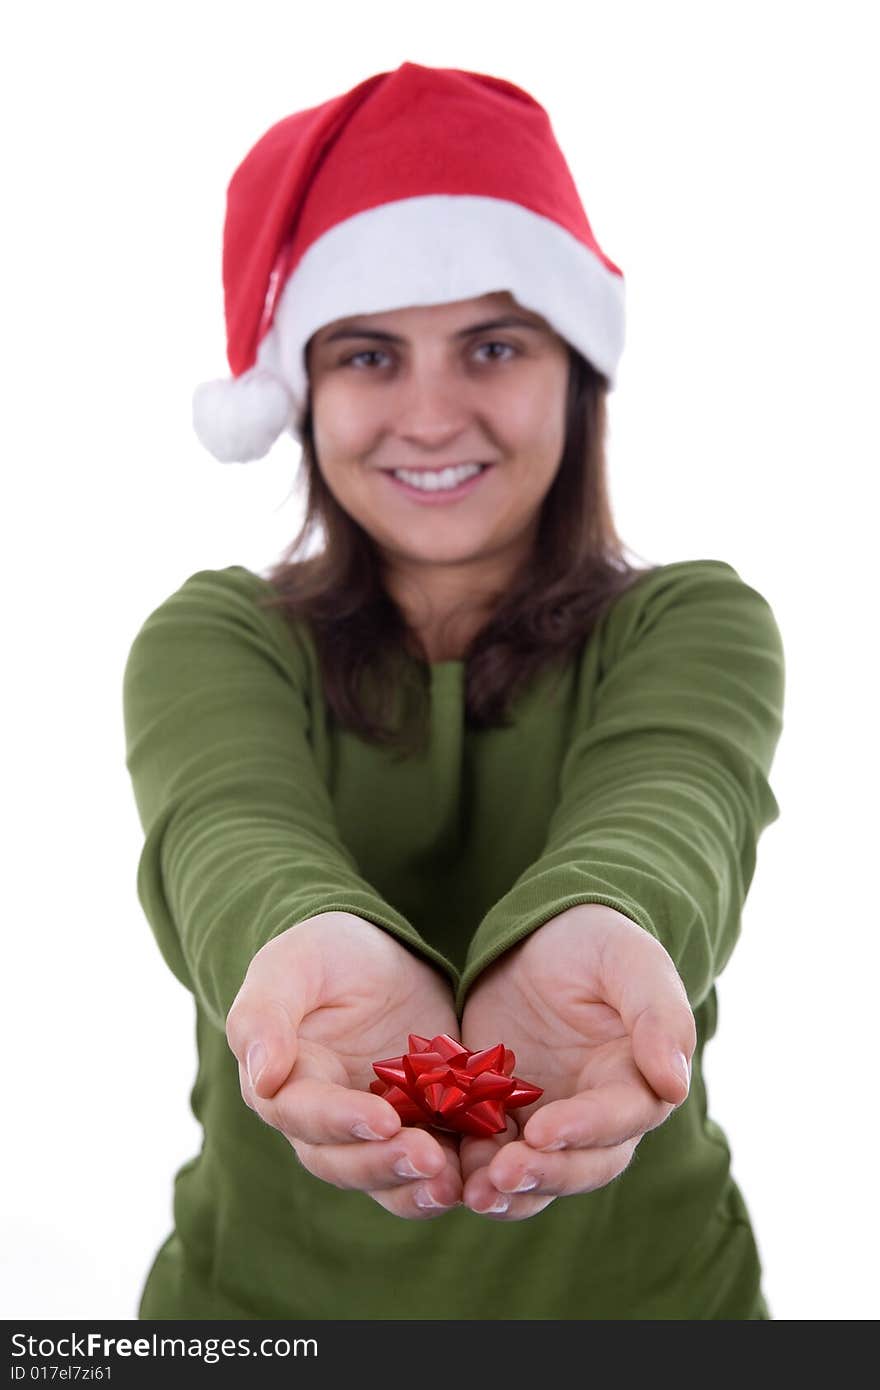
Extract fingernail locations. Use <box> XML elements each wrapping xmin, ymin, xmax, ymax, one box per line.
<box><xmin>673</xmin><ymin>1050</ymin><xmax>691</xmax><ymax>1088</ymax></box>
<box><xmin>510</xmin><ymin>1173</ymin><xmax>539</xmax><ymax>1192</ymax></box>
<box><xmin>485</xmin><ymin>1194</ymin><xmax>510</xmax><ymax>1213</ymax></box>
<box><xmin>393</xmin><ymin>1156</ymin><xmax>432</xmax><ymax>1178</ymax></box>
<box><xmin>351</xmin><ymin>1121</ymin><xmax>388</xmax><ymax>1141</ymax></box>
<box><xmin>246</xmin><ymin>1042</ymin><xmax>267</xmax><ymax>1088</ymax></box>
<box><xmin>537</xmin><ymin>1138</ymin><xmax>568</xmax><ymax>1151</ymax></box>
<box><xmin>414</xmin><ymin>1188</ymin><xmax>446</xmax><ymax>1209</ymax></box>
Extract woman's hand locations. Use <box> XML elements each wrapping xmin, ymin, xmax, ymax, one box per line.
<box><xmin>225</xmin><ymin>912</ymin><xmax>463</xmax><ymax>1219</ymax></box>
<box><xmin>457</xmin><ymin>904</ymin><xmax>697</xmax><ymax>1220</ymax></box>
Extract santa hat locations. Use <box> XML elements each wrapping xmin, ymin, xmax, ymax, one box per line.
<box><xmin>192</xmin><ymin>60</ymin><xmax>625</xmax><ymax>464</ymax></box>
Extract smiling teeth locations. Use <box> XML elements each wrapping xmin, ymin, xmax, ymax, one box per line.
<box><xmin>393</xmin><ymin>463</ymin><xmax>484</xmax><ymax>491</ymax></box>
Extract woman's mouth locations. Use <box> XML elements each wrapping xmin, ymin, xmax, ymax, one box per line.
<box><xmin>383</xmin><ymin>464</ymin><xmax>492</xmax><ymax>503</ymax></box>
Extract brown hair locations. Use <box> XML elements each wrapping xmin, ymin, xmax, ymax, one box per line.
<box><xmin>256</xmin><ymin>344</ymin><xmax>659</xmax><ymax>758</ymax></box>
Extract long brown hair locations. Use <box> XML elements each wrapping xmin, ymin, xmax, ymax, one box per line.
<box><xmin>256</xmin><ymin>344</ymin><xmax>659</xmax><ymax>758</ymax></box>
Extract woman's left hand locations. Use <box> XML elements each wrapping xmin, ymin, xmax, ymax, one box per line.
<box><xmin>458</xmin><ymin>904</ymin><xmax>697</xmax><ymax>1220</ymax></box>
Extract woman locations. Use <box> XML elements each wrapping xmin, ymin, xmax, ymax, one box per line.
<box><xmin>123</xmin><ymin>61</ymin><xmax>784</xmax><ymax>1319</ymax></box>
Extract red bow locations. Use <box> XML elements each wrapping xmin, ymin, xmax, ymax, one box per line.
<box><xmin>370</xmin><ymin>1032</ymin><xmax>543</xmax><ymax>1138</ymax></box>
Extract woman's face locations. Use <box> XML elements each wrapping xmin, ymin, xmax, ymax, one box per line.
<box><xmin>305</xmin><ymin>291</ymin><xmax>570</xmax><ymax>586</ymax></box>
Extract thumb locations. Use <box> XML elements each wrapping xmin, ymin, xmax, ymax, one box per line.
<box><xmin>630</xmin><ymin>1007</ymin><xmax>693</xmax><ymax>1106</ymax></box>
<box><xmin>601</xmin><ymin>924</ymin><xmax>696</xmax><ymax>1105</ymax></box>
<box><xmin>225</xmin><ymin>939</ymin><xmax>320</xmax><ymax>1100</ymax></box>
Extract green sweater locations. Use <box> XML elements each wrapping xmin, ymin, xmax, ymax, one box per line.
<box><xmin>122</xmin><ymin>557</ymin><xmax>784</xmax><ymax>1320</ymax></box>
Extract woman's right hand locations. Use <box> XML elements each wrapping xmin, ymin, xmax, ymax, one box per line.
<box><xmin>225</xmin><ymin>911</ymin><xmax>464</xmax><ymax>1219</ymax></box>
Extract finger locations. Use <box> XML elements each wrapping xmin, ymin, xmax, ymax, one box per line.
<box><xmin>291</xmin><ymin>1125</ymin><xmax>459</xmax><ymax>1204</ymax></box>
<box><xmin>239</xmin><ymin>1063</ymin><xmax>402</xmax><ymax>1145</ymax></box>
<box><xmin>463</xmin><ymin>1178</ymin><xmax>556</xmax><ymax>1220</ymax></box>
<box><xmin>520</xmin><ymin>1081</ymin><xmax>674</xmax><ymax>1152</ymax></box>
<box><xmin>462</xmin><ymin>1167</ymin><xmax>557</xmax><ymax>1220</ymax></box>
<box><xmin>240</xmin><ymin>1050</ymin><xmax>405</xmax><ymax>1150</ymax></box>
<box><xmin>242</xmin><ymin>1061</ymin><xmax>464</xmax><ymax>1217</ymax></box>
<box><xmin>367</xmin><ymin>1130</ymin><xmax>464</xmax><ymax>1219</ymax></box>
<box><xmin>226</xmin><ymin>938</ymin><xmax>323</xmax><ymax>1100</ymax></box>
<box><xmin>459</xmin><ymin>1119</ymin><xmax>555</xmax><ymax>1220</ymax></box>
<box><xmin>600</xmin><ymin>926</ymin><xmax>697</xmax><ymax>1105</ymax></box>
<box><xmin>458</xmin><ymin>1113</ymin><xmax>520</xmax><ymax>1189</ymax></box>
<box><xmin>631</xmin><ymin>1004</ymin><xmax>694</xmax><ymax>1105</ymax></box>
<box><xmin>487</xmin><ymin>1135</ymin><xmax>640</xmax><ymax>1201</ymax></box>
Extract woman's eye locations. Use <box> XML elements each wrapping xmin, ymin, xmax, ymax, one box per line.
<box><xmin>339</xmin><ymin>341</ymin><xmax>517</xmax><ymax>370</ymax></box>
<box><xmin>474</xmin><ymin>340</ymin><xmax>517</xmax><ymax>362</ymax></box>
<box><xmin>342</xmin><ymin>349</ymin><xmax>388</xmax><ymax>369</ymax></box>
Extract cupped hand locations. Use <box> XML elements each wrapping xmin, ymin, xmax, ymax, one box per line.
<box><xmin>457</xmin><ymin>904</ymin><xmax>697</xmax><ymax>1220</ymax></box>
<box><xmin>226</xmin><ymin>912</ymin><xmax>463</xmax><ymax>1219</ymax></box>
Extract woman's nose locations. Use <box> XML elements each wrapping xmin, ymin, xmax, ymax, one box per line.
<box><xmin>390</xmin><ymin>369</ymin><xmax>473</xmax><ymax>442</ymax></box>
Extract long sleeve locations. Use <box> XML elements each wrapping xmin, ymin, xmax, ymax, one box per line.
<box><xmin>455</xmin><ymin>560</ymin><xmax>785</xmax><ymax>1014</ymax></box>
<box><xmin>122</xmin><ymin>567</ymin><xmax>460</xmax><ymax>1034</ymax></box>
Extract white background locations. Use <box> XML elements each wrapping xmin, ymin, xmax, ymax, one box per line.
<box><xmin>3</xmin><ymin>0</ymin><xmax>877</xmax><ymax>1322</ymax></box>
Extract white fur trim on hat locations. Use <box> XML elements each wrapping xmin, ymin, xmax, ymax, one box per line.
<box><xmin>271</xmin><ymin>195</ymin><xmax>625</xmax><ymax>413</ymax></box>
<box><xmin>193</xmin><ymin>194</ymin><xmax>624</xmax><ymax>464</ymax></box>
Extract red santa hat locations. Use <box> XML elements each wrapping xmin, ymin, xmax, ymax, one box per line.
<box><xmin>192</xmin><ymin>60</ymin><xmax>626</xmax><ymax>463</ymax></box>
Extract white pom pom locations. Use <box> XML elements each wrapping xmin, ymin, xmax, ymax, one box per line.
<box><xmin>191</xmin><ymin>367</ymin><xmax>295</xmax><ymax>463</ymax></box>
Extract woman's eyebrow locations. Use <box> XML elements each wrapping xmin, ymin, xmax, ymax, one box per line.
<box><xmin>320</xmin><ymin>314</ymin><xmax>545</xmax><ymax>345</ymax></box>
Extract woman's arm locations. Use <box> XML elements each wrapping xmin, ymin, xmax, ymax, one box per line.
<box><xmin>456</xmin><ymin>559</ymin><xmax>786</xmax><ymax>1014</ymax></box>
<box><xmin>122</xmin><ymin>566</ymin><xmax>459</xmax><ymax>1033</ymax></box>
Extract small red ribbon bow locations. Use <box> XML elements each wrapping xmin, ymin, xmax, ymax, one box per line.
<box><xmin>370</xmin><ymin>1032</ymin><xmax>543</xmax><ymax>1138</ymax></box>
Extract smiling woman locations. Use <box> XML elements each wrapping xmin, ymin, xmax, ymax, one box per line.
<box><xmin>125</xmin><ymin>59</ymin><xmax>785</xmax><ymax>1322</ymax></box>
